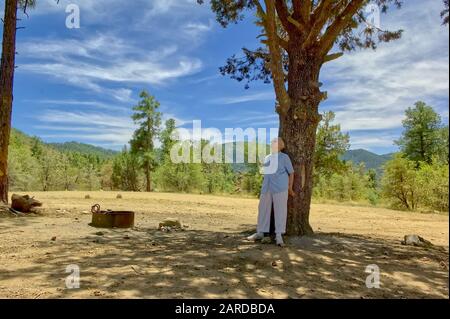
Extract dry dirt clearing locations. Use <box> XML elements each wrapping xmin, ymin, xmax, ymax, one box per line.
<box><xmin>0</xmin><ymin>191</ymin><xmax>448</xmax><ymax>299</ymax></box>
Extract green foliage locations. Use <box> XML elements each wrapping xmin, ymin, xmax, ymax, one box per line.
<box><xmin>50</xmin><ymin>142</ymin><xmax>117</xmax><ymax>160</ymax></box>
<box><xmin>160</xmin><ymin>119</ymin><xmax>177</xmax><ymax>159</ymax></box>
<box><xmin>315</xmin><ymin>111</ymin><xmax>350</xmax><ymax>179</ymax></box>
<box><xmin>381</xmin><ymin>154</ymin><xmax>449</xmax><ymax>212</ymax></box>
<box><xmin>396</xmin><ymin>101</ymin><xmax>444</xmax><ymax>165</ymax></box>
<box><xmin>8</xmin><ymin>130</ymin><xmax>39</xmax><ymax>191</ymax></box>
<box><xmin>239</xmin><ymin>168</ymin><xmax>263</xmax><ymax>197</ymax></box>
<box><xmin>8</xmin><ymin>129</ymin><xmax>107</xmax><ymax>192</ymax></box>
<box><xmin>202</xmin><ymin>161</ymin><xmax>235</xmax><ymax>194</ymax></box>
<box><xmin>314</xmin><ymin>162</ymin><xmax>376</xmax><ymax>204</ymax></box>
<box><xmin>154</xmin><ymin>141</ymin><xmax>204</xmax><ymax>193</ymax></box>
<box><xmin>155</xmin><ymin>160</ymin><xmax>205</xmax><ymax>193</ymax></box>
<box><xmin>130</xmin><ymin>91</ymin><xmax>162</xmax><ymax>191</ymax></box>
<box><xmin>381</xmin><ymin>154</ymin><xmax>421</xmax><ymax>211</ymax></box>
<box><xmin>112</xmin><ymin>147</ymin><xmax>141</xmax><ymax>192</ymax></box>
<box><xmin>417</xmin><ymin>161</ymin><xmax>449</xmax><ymax>212</ymax></box>
<box><xmin>436</xmin><ymin>126</ymin><xmax>449</xmax><ymax>164</ymax></box>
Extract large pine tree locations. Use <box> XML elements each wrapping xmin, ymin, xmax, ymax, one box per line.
<box><xmin>130</xmin><ymin>91</ymin><xmax>162</xmax><ymax>192</ymax></box>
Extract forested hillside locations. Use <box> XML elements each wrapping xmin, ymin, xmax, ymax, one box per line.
<box><xmin>49</xmin><ymin>142</ymin><xmax>117</xmax><ymax>160</ymax></box>
<box><xmin>342</xmin><ymin>149</ymin><xmax>394</xmax><ymax>171</ymax></box>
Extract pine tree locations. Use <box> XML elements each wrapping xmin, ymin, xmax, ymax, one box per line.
<box><xmin>130</xmin><ymin>91</ymin><xmax>162</xmax><ymax>192</ymax></box>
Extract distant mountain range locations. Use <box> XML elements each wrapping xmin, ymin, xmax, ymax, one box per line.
<box><xmin>341</xmin><ymin>149</ymin><xmax>395</xmax><ymax>171</ymax></box>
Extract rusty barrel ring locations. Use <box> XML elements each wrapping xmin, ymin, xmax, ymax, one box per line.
<box><xmin>91</xmin><ymin>204</ymin><xmax>101</xmax><ymax>214</ymax></box>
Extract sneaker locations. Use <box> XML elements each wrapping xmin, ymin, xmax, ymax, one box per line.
<box><xmin>247</xmin><ymin>233</ymin><xmax>264</xmax><ymax>242</ymax></box>
<box><xmin>276</xmin><ymin>235</ymin><xmax>285</xmax><ymax>247</ymax></box>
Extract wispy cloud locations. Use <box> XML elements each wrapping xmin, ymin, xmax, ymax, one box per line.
<box><xmin>36</xmin><ymin>110</ymin><xmax>135</xmax><ymax>146</ymax></box>
<box><xmin>31</xmin><ymin>99</ymin><xmax>130</xmax><ymax>112</ymax></box>
<box><xmin>211</xmin><ymin>92</ymin><xmax>275</xmax><ymax>105</ymax></box>
<box><xmin>18</xmin><ymin>34</ymin><xmax>202</xmax><ymax>101</ymax></box>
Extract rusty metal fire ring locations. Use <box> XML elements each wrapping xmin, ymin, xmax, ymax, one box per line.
<box><xmin>90</xmin><ymin>204</ymin><xmax>135</xmax><ymax>229</ymax></box>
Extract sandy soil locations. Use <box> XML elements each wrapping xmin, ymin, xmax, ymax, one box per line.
<box><xmin>0</xmin><ymin>191</ymin><xmax>448</xmax><ymax>299</ymax></box>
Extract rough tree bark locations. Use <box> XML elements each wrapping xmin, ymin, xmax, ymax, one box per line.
<box><xmin>280</xmin><ymin>46</ymin><xmax>323</xmax><ymax>236</ymax></box>
<box><xmin>0</xmin><ymin>0</ymin><xmax>18</xmax><ymax>205</ymax></box>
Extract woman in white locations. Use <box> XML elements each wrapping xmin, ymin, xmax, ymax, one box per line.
<box><xmin>247</xmin><ymin>138</ymin><xmax>295</xmax><ymax>247</ymax></box>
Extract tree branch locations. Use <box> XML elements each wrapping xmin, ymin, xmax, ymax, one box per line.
<box><xmin>319</xmin><ymin>0</ymin><xmax>365</xmax><ymax>54</ymax></box>
<box><xmin>323</xmin><ymin>52</ymin><xmax>344</xmax><ymax>63</ymax></box>
<box><xmin>303</xmin><ymin>0</ymin><xmax>334</xmax><ymax>49</ymax></box>
<box><xmin>274</xmin><ymin>0</ymin><xmax>292</xmax><ymax>32</ymax></box>
<box><xmin>264</xmin><ymin>0</ymin><xmax>291</xmax><ymax>114</ymax></box>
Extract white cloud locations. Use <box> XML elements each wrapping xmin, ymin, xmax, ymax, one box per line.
<box><xmin>36</xmin><ymin>110</ymin><xmax>135</xmax><ymax>146</ymax></box>
<box><xmin>18</xmin><ymin>34</ymin><xmax>202</xmax><ymax>100</ymax></box>
<box><xmin>321</xmin><ymin>0</ymin><xmax>449</xmax><ymax>135</ymax></box>
<box><xmin>212</xmin><ymin>91</ymin><xmax>275</xmax><ymax>105</ymax></box>
<box><xmin>32</xmin><ymin>99</ymin><xmax>129</xmax><ymax>112</ymax></box>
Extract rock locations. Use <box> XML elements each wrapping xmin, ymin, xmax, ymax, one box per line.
<box><xmin>85</xmin><ymin>195</ymin><xmax>91</xmax><ymax>199</ymax></box>
<box><xmin>51</xmin><ymin>236</ymin><xmax>57</xmax><ymax>241</ymax></box>
<box><xmin>116</xmin><ymin>194</ymin><xmax>123</xmax><ymax>199</ymax></box>
<box><xmin>159</xmin><ymin>218</ymin><xmax>182</xmax><ymax>229</ymax></box>
<box><xmin>401</xmin><ymin>235</ymin><xmax>433</xmax><ymax>248</ymax></box>
<box><xmin>95</xmin><ymin>232</ymin><xmax>105</xmax><ymax>236</ymax></box>
<box><xmin>11</xmin><ymin>194</ymin><xmax>42</xmax><ymax>213</ymax></box>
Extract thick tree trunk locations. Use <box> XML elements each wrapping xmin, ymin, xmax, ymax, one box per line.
<box><xmin>280</xmin><ymin>47</ymin><xmax>323</xmax><ymax>236</ymax></box>
<box><xmin>0</xmin><ymin>0</ymin><xmax>18</xmax><ymax>205</ymax></box>
<box><xmin>280</xmin><ymin>111</ymin><xmax>319</xmax><ymax>236</ymax></box>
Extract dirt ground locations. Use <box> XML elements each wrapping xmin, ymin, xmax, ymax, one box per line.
<box><xmin>0</xmin><ymin>191</ymin><xmax>448</xmax><ymax>299</ymax></box>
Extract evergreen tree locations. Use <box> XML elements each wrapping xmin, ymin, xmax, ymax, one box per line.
<box><xmin>130</xmin><ymin>90</ymin><xmax>162</xmax><ymax>192</ymax></box>
<box><xmin>396</xmin><ymin>101</ymin><xmax>443</xmax><ymax>165</ymax></box>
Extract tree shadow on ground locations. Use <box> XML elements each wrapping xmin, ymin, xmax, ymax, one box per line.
<box><xmin>0</xmin><ymin>223</ymin><xmax>448</xmax><ymax>299</ymax></box>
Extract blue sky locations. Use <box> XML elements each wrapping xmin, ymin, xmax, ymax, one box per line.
<box><xmin>1</xmin><ymin>0</ymin><xmax>449</xmax><ymax>154</ymax></box>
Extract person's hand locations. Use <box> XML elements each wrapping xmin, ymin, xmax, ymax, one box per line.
<box><xmin>289</xmin><ymin>189</ymin><xmax>296</xmax><ymax>197</ymax></box>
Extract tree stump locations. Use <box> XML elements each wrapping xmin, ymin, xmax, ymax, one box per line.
<box><xmin>11</xmin><ymin>194</ymin><xmax>42</xmax><ymax>213</ymax></box>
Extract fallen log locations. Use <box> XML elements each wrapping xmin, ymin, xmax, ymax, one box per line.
<box><xmin>11</xmin><ymin>194</ymin><xmax>42</xmax><ymax>213</ymax></box>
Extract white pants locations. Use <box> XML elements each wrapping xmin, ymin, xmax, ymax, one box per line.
<box><xmin>257</xmin><ymin>191</ymin><xmax>288</xmax><ymax>235</ymax></box>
